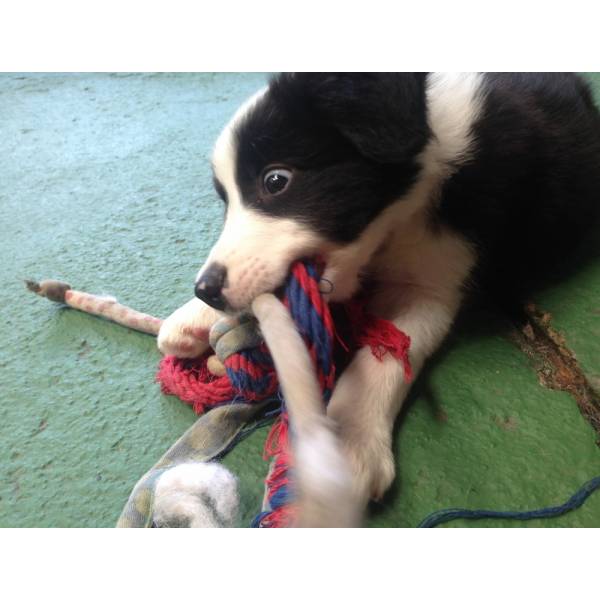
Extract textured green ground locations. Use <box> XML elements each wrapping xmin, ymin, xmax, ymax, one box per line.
<box><xmin>1</xmin><ymin>73</ymin><xmax>599</xmax><ymax>527</ymax></box>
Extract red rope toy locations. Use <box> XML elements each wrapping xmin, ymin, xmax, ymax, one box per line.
<box><xmin>156</xmin><ymin>259</ymin><xmax>411</xmax><ymax>527</ymax></box>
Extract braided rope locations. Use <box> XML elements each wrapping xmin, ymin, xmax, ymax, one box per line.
<box><xmin>156</xmin><ymin>258</ymin><xmax>412</xmax><ymax>527</ymax></box>
<box><xmin>157</xmin><ymin>355</ymin><xmax>234</xmax><ymax>413</ymax></box>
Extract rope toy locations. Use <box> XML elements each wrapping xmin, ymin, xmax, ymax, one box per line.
<box><xmin>156</xmin><ymin>259</ymin><xmax>411</xmax><ymax>526</ymax></box>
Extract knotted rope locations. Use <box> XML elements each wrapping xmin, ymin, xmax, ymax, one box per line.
<box><xmin>156</xmin><ymin>259</ymin><xmax>411</xmax><ymax>527</ymax></box>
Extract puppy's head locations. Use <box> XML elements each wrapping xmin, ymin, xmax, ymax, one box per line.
<box><xmin>196</xmin><ymin>73</ymin><xmax>430</xmax><ymax>312</ymax></box>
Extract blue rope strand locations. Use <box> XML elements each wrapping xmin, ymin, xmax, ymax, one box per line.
<box><xmin>418</xmin><ymin>475</ymin><xmax>600</xmax><ymax>527</ymax></box>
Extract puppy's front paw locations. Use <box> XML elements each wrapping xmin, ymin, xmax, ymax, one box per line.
<box><xmin>342</xmin><ymin>433</ymin><xmax>395</xmax><ymax>502</ymax></box>
<box><xmin>157</xmin><ymin>298</ymin><xmax>221</xmax><ymax>358</ymax></box>
<box><xmin>157</xmin><ymin>319</ymin><xmax>208</xmax><ymax>358</ymax></box>
<box><xmin>153</xmin><ymin>462</ymin><xmax>239</xmax><ymax>528</ymax></box>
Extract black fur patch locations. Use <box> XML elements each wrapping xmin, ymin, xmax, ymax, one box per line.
<box><xmin>230</xmin><ymin>73</ymin><xmax>429</xmax><ymax>242</ymax></box>
<box><xmin>438</xmin><ymin>73</ymin><xmax>600</xmax><ymax>300</ymax></box>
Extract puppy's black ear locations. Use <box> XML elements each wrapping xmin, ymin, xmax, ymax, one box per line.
<box><xmin>280</xmin><ymin>73</ymin><xmax>430</xmax><ymax>163</ymax></box>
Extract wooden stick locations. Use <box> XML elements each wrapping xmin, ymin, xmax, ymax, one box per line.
<box><xmin>25</xmin><ymin>279</ymin><xmax>163</xmax><ymax>336</ymax></box>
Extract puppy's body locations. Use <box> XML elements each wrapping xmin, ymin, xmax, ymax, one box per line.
<box><xmin>158</xmin><ymin>73</ymin><xmax>600</xmax><ymax>525</ymax></box>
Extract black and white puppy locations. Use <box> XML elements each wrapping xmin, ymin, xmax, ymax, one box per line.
<box><xmin>158</xmin><ymin>73</ymin><xmax>600</xmax><ymax>525</ymax></box>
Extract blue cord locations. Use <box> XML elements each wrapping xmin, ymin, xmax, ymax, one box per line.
<box><xmin>418</xmin><ymin>475</ymin><xmax>600</xmax><ymax>527</ymax></box>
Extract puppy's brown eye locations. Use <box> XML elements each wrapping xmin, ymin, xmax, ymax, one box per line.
<box><xmin>263</xmin><ymin>168</ymin><xmax>292</xmax><ymax>195</ymax></box>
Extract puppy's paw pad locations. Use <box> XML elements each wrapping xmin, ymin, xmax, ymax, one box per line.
<box><xmin>153</xmin><ymin>462</ymin><xmax>239</xmax><ymax>528</ymax></box>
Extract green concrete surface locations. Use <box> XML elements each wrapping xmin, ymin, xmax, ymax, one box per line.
<box><xmin>1</xmin><ymin>73</ymin><xmax>599</xmax><ymax>528</ymax></box>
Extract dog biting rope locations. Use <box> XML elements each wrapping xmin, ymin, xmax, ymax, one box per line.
<box><xmin>157</xmin><ymin>259</ymin><xmax>411</xmax><ymax>526</ymax></box>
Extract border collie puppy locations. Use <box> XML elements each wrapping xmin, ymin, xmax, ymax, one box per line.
<box><xmin>158</xmin><ymin>73</ymin><xmax>600</xmax><ymax>525</ymax></box>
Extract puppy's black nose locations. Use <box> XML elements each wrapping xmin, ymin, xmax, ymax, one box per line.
<box><xmin>195</xmin><ymin>263</ymin><xmax>227</xmax><ymax>310</ymax></box>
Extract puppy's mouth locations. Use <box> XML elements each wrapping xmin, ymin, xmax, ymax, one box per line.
<box><xmin>218</xmin><ymin>256</ymin><xmax>329</xmax><ymax>314</ymax></box>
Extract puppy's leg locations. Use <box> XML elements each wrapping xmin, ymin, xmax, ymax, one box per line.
<box><xmin>157</xmin><ymin>298</ymin><xmax>222</xmax><ymax>358</ymax></box>
<box><xmin>327</xmin><ymin>288</ymin><xmax>464</xmax><ymax>508</ymax></box>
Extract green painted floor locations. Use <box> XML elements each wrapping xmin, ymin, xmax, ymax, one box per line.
<box><xmin>1</xmin><ymin>73</ymin><xmax>599</xmax><ymax>527</ymax></box>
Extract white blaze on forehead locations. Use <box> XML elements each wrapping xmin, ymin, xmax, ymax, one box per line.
<box><xmin>212</xmin><ymin>86</ymin><xmax>268</xmax><ymax>207</ymax></box>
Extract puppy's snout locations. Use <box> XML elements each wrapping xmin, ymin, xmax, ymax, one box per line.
<box><xmin>195</xmin><ymin>263</ymin><xmax>227</xmax><ymax>310</ymax></box>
